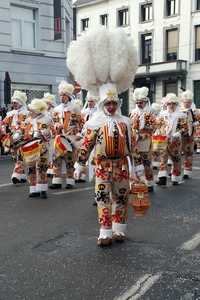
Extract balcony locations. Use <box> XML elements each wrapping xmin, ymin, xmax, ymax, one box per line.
<box><xmin>135</xmin><ymin>60</ymin><xmax>187</xmax><ymax>78</ymax></box>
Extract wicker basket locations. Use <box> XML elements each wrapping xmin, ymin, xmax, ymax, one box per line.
<box><xmin>129</xmin><ymin>181</ymin><xmax>151</xmax><ymax>216</ymax></box>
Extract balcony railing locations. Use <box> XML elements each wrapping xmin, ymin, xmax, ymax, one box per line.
<box><xmin>136</xmin><ymin>60</ymin><xmax>187</xmax><ymax>78</ymax></box>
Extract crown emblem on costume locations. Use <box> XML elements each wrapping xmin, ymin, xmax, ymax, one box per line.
<box><xmin>106</xmin><ymin>90</ymin><xmax>117</xmax><ymax>100</ymax></box>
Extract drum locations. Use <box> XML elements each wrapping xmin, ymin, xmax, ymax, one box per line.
<box><xmin>66</xmin><ymin>135</ymin><xmax>80</xmax><ymax>149</ymax></box>
<box><xmin>21</xmin><ymin>138</ymin><xmax>42</xmax><ymax>165</ymax></box>
<box><xmin>1</xmin><ymin>134</ymin><xmax>11</xmax><ymax>153</ymax></box>
<box><xmin>54</xmin><ymin>135</ymin><xmax>72</xmax><ymax>158</ymax></box>
<box><xmin>152</xmin><ymin>135</ymin><xmax>167</xmax><ymax>151</ymax></box>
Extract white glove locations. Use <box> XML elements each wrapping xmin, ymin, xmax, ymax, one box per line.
<box><xmin>173</xmin><ymin>132</ymin><xmax>181</xmax><ymax>139</ymax></box>
<box><xmin>41</xmin><ymin>129</ymin><xmax>50</xmax><ymax>137</ymax></box>
<box><xmin>13</xmin><ymin>132</ymin><xmax>20</xmax><ymax>140</ymax></box>
<box><xmin>74</xmin><ymin>169</ymin><xmax>82</xmax><ymax>179</ymax></box>
<box><xmin>193</xmin><ymin>121</ymin><xmax>199</xmax><ymax>127</ymax></box>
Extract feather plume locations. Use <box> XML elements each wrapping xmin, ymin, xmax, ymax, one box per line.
<box><xmin>66</xmin><ymin>27</ymin><xmax>138</xmax><ymax>97</ymax></box>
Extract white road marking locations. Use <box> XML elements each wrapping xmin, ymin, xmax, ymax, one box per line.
<box><xmin>53</xmin><ymin>186</ymin><xmax>94</xmax><ymax>195</ymax></box>
<box><xmin>114</xmin><ymin>273</ymin><xmax>161</xmax><ymax>300</ymax></box>
<box><xmin>178</xmin><ymin>232</ymin><xmax>200</xmax><ymax>251</ymax></box>
<box><xmin>0</xmin><ymin>183</ymin><xmax>13</xmax><ymax>187</ymax></box>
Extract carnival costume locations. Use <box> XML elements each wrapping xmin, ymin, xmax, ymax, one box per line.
<box><xmin>180</xmin><ymin>90</ymin><xmax>200</xmax><ymax>178</ymax></box>
<box><xmin>1</xmin><ymin>90</ymin><xmax>29</xmax><ymax>183</ymax></box>
<box><xmin>43</xmin><ymin>92</ymin><xmax>57</xmax><ymax>177</ymax></box>
<box><xmin>67</xmin><ymin>26</ymin><xmax>143</xmax><ymax>246</ymax></box>
<box><xmin>130</xmin><ymin>87</ymin><xmax>157</xmax><ymax>192</ymax></box>
<box><xmin>49</xmin><ymin>81</ymin><xmax>85</xmax><ymax>189</ymax></box>
<box><xmin>22</xmin><ymin>99</ymin><xmax>55</xmax><ymax>198</ymax></box>
<box><xmin>151</xmin><ymin>102</ymin><xmax>162</xmax><ymax>169</ymax></box>
<box><xmin>155</xmin><ymin>93</ymin><xmax>188</xmax><ymax>185</ymax></box>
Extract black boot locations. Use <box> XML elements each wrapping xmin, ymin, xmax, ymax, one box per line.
<box><xmin>155</xmin><ymin>176</ymin><xmax>167</xmax><ymax>185</ymax></box>
<box><xmin>49</xmin><ymin>184</ymin><xmax>62</xmax><ymax>189</ymax></box>
<box><xmin>41</xmin><ymin>191</ymin><xmax>47</xmax><ymax>199</ymax></box>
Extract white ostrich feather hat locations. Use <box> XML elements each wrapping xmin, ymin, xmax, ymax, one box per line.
<box><xmin>28</xmin><ymin>99</ymin><xmax>48</xmax><ymax>115</ymax></box>
<box><xmin>152</xmin><ymin>102</ymin><xmax>161</xmax><ymax>112</ymax></box>
<box><xmin>11</xmin><ymin>90</ymin><xmax>27</xmax><ymax>106</ymax></box>
<box><xmin>85</xmin><ymin>91</ymin><xmax>99</xmax><ymax>103</ymax></box>
<box><xmin>133</xmin><ymin>86</ymin><xmax>149</xmax><ymax>102</ymax></box>
<box><xmin>74</xmin><ymin>99</ymin><xmax>83</xmax><ymax>109</ymax></box>
<box><xmin>58</xmin><ymin>80</ymin><xmax>74</xmax><ymax>98</ymax></box>
<box><xmin>66</xmin><ymin>26</ymin><xmax>138</xmax><ymax>110</ymax></box>
<box><xmin>165</xmin><ymin>93</ymin><xmax>179</xmax><ymax>105</ymax></box>
<box><xmin>181</xmin><ymin>90</ymin><xmax>194</xmax><ymax>102</ymax></box>
<box><xmin>43</xmin><ymin>92</ymin><xmax>57</xmax><ymax>107</ymax></box>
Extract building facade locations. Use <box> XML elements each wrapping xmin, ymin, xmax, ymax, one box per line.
<box><xmin>0</xmin><ymin>0</ymin><xmax>73</xmax><ymax>109</ymax></box>
<box><xmin>73</xmin><ymin>0</ymin><xmax>200</xmax><ymax>114</ymax></box>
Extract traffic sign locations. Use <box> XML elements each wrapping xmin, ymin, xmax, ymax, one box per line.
<box><xmin>74</xmin><ymin>81</ymin><xmax>82</xmax><ymax>94</ymax></box>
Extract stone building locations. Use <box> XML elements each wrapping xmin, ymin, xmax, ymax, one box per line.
<box><xmin>73</xmin><ymin>0</ymin><xmax>200</xmax><ymax>115</ymax></box>
<box><xmin>0</xmin><ymin>0</ymin><xmax>73</xmax><ymax>108</ymax></box>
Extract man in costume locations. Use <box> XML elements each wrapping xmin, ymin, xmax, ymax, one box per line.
<box><xmin>179</xmin><ymin>90</ymin><xmax>200</xmax><ymax>178</ymax></box>
<box><xmin>73</xmin><ymin>83</ymin><xmax>143</xmax><ymax>246</ymax></box>
<box><xmin>43</xmin><ymin>92</ymin><xmax>57</xmax><ymax>178</ymax></box>
<box><xmin>66</xmin><ymin>26</ymin><xmax>142</xmax><ymax>246</ymax></box>
<box><xmin>81</xmin><ymin>92</ymin><xmax>98</xmax><ymax>121</ymax></box>
<box><xmin>155</xmin><ymin>93</ymin><xmax>188</xmax><ymax>186</ymax></box>
<box><xmin>130</xmin><ymin>87</ymin><xmax>157</xmax><ymax>192</ymax></box>
<box><xmin>49</xmin><ymin>80</ymin><xmax>85</xmax><ymax>189</ymax></box>
<box><xmin>1</xmin><ymin>90</ymin><xmax>29</xmax><ymax>184</ymax></box>
<box><xmin>22</xmin><ymin>98</ymin><xmax>55</xmax><ymax>198</ymax></box>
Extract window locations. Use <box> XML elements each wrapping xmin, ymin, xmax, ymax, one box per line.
<box><xmin>100</xmin><ymin>14</ymin><xmax>108</xmax><ymax>27</ymax></box>
<box><xmin>197</xmin><ymin>0</ymin><xmax>200</xmax><ymax>10</ymax></box>
<box><xmin>141</xmin><ymin>4</ymin><xmax>152</xmax><ymax>22</ymax></box>
<box><xmin>165</xmin><ymin>82</ymin><xmax>177</xmax><ymax>95</ymax></box>
<box><xmin>166</xmin><ymin>29</ymin><xmax>178</xmax><ymax>61</ymax></box>
<box><xmin>141</xmin><ymin>34</ymin><xmax>152</xmax><ymax>64</ymax></box>
<box><xmin>11</xmin><ymin>6</ymin><xmax>36</xmax><ymax>49</ymax></box>
<box><xmin>81</xmin><ymin>18</ymin><xmax>89</xmax><ymax>31</ymax></box>
<box><xmin>166</xmin><ymin>0</ymin><xmax>178</xmax><ymax>16</ymax></box>
<box><xmin>118</xmin><ymin>8</ymin><xmax>129</xmax><ymax>26</ymax></box>
<box><xmin>195</xmin><ymin>26</ymin><xmax>200</xmax><ymax>61</ymax></box>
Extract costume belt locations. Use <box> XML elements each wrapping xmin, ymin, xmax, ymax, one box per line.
<box><xmin>92</xmin><ymin>157</ymin><xmax>128</xmax><ymax>173</ymax></box>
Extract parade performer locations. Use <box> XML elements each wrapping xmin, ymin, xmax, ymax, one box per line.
<box><xmin>1</xmin><ymin>90</ymin><xmax>29</xmax><ymax>184</ymax></box>
<box><xmin>194</xmin><ymin>108</ymin><xmax>200</xmax><ymax>154</ymax></box>
<box><xmin>155</xmin><ymin>93</ymin><xmax>188</xmax><ymax>186</ymax></box>
<box><xmin>49</xmin><ymin>81</ymin><xmax>85</xmax><ymax>189</ymax></box>
<box><xmin>67</xmin><ymin>26</ymin><xmax>143</xmax><ymax>246</ymax></box>
<box><xmin>77</xmin><ymin>92</ymin><xmax>99</xmax><ymax>185</ymax></box>
<box><xmin>151</xmin><ymin>102</ymin><xmax>162</xmax><ymax>170</ymax></box>
<box><xmin>130</xmin><ymin>87</ymin><xmax>157</xmax><ymax>192</ymax></box>
<box><xmin>81</xmin><ymin>92</ymin><xmax>98</xmax><ymax>121</ymax></box>
<box><xmin>180</xmin><ymin>90</ymin><xmax>200</xmax><ymax>178</ymax></box>
<box><xmin>43</xmin><ymin>92</ymin><xmax>57</xmax><ymax>178</ymax></box>
<box><xmin>22</xmin><ymin>99</ymin><xmax>55</xmax><ymax>198</ymax></box>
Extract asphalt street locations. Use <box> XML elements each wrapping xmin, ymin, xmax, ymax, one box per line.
<box><xmin>0</xmin><ymin>154</ymin><xmax>200</xmax><ymax>300</ymax></box>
